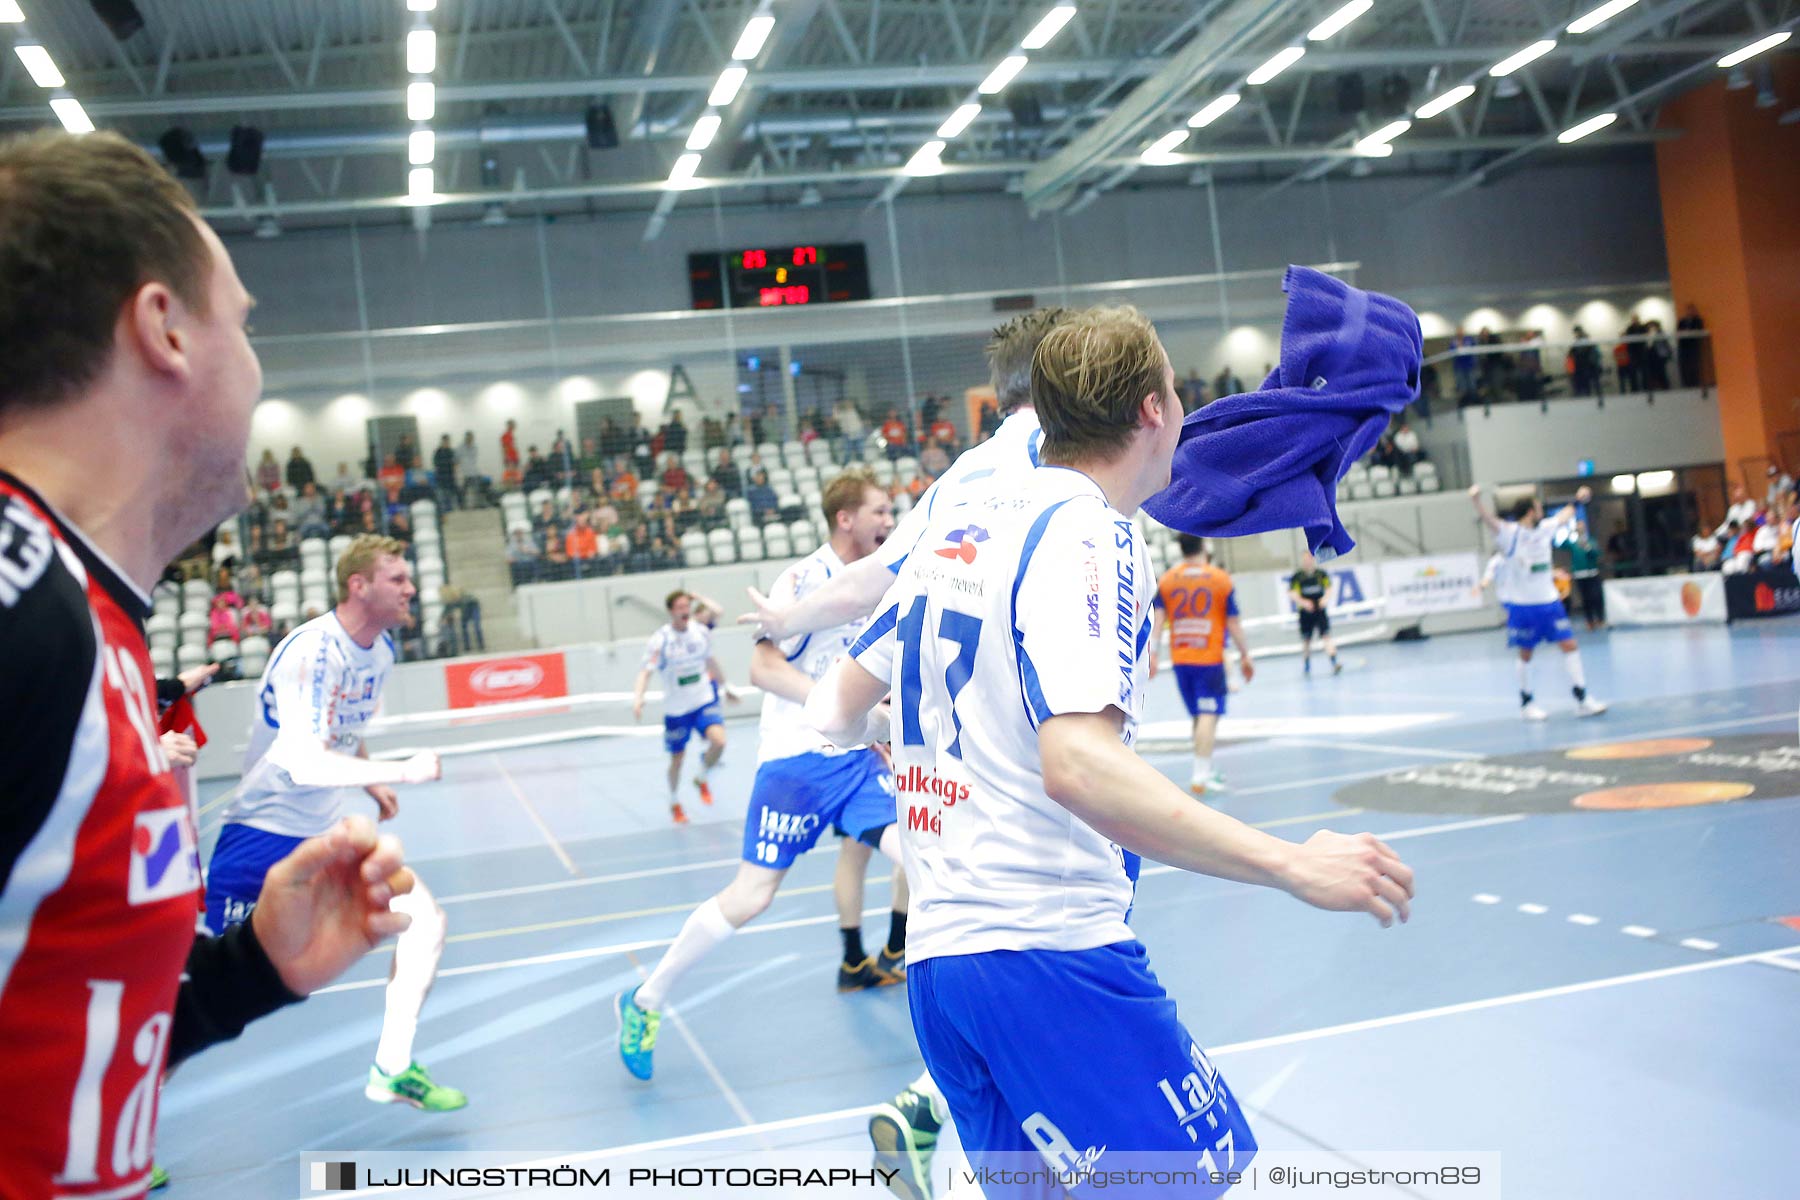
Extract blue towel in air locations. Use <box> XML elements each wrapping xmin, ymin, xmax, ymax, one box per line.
<box><xmin>1144</xmin><ymin>265</ymin><xmax>1422</xmax><ymax>560</ymax></box>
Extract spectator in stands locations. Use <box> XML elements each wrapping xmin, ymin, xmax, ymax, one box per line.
<box><xmin>710</xmin><ymin>448</ymin><xmax>743</xmax><ymax>498</ymax></box>
<box><xmin>670</xmin><ymin>486</ymin><xmax>700</xmax><ymax>536</ymax></box>
<box><xmin>565</xmin><ymin>511</ymin><xmax>601</xmax><ymax>565</ymax></box>
<box><xmin>240</xmin><ymin>596</ymin><xmax>272</xmax><ymax>639</ymax></box>
<box><xmin>285</xmin><ymin>445</ymin><xmax>315</xmax><ymax>491</ymax></box>
<box><xmin>1621</xmin><ymin>316</ymin><xmax>1649</xmax><ymax>392</ymax></box>
<box><xmin>1677</xmin><ymin>304</ymin><xmax>1706</xmax><ymax>388</ymax></box>
<box><xmin>377</xmin><ymin>453</ymin><xmax>405</xmax><ymax>498</ymax></box>
<box><xmin>641</xmin><ymin>487</ymin><xmax>678</xmax><ymax>544</ymax></box>
<box><xmin>662</xmin><ymin>410</ymin><xmax>689</xmax><ymax>457</ymax></box>
<box><xmin>1722</xmin><ymin>484</ymin><xmax>1758</xmax><ymax>532</ymax></box>
<box><xmin>927</xmin><ymin>411</ymin><xmax>959</xmax><ymax>453</ymax></box>
<box><xmin>237</xmin><ymin>561</ymin><xmax>267</xmax><ymax>604</ymax></box>
<box><xmin>207</xmin><ymin>593</ymin><xmax>240</xmax><ymax>643</ymax></box>
<box><xmin>294</xmin><ymin>482</ymin><xmax>330</xmax><ymax>539</ymax></box>
<box><xmin>1645</xmin><ymin>321</ymin><xmax>1673</xmax><ymax>391</ymax></box>
<box><xmin>880</xmin><ymin>410</ymin><xmax>910</xmax><ymax>460</ymax></box>
<box><xmin>1515</xmin><ymin>331</ymin><xmax>1545</xmax><ymax>400</ymax></box>
<box><xmin>576</xmin><ymin>436</ymin><xmax>603</xmax><ymax>483</ymax></box>
<box><xmin>388</xmin><ymin>510</ymin><xmax>413</xmax><ymax>547</ymax></box>
<box><xmin>1393</xmin><ymin>422</ymin><xmax>1422</xmax><ymax>473</ymax></box>
<box><xmin>265</xmin><ymin>518</ymin><xmax>298</xmax><ymax>567</ymax></box>
<box><xmin>1766</xmin><ymin>465</ymin><xmax>1794</xmax><ymax>506</ymax></box>
<box><xmin>661</xmin><ymin>453</ymin><xmax>692</xmax><ymax>498</ymax></box>
<box><xmin>1450</xmin><ymin>330</ymin><xmax>1476</xmax><ymax>399</ymax></box>
<box><xmin>623</xmin><ymin>524</ymin><xmax>655</xmax><ymax>574</ymax></box>
<box><xmin>919</xmin><ymin>394</ymin><xmax>942</xmax><ymax>432</ymax></box>
<box><xmin>834</xmin><ymin>400</ymin><xmax>866</xmax><ymax>461</ymax></box>
<box><xmin>501</xmin><ymin>419</ymin><xmax>520</xmax><ymax>474</ymax></box>
<box><xmin>213</xmin><ymin>528</ymin><xmax>241</xmax><ymax>569</ymax></box>
<box><xmin>532</xmin><ymin>498</ymin><xmax>561</xmax><ymax>550</ymax></box>
<box><xmin>1180</xmin><ymin>368</ymin><xmax>1205</xmax><ymax>413</ymax></box>
<box><xmin>446</xmin><ymin>585</ymin><xmax>485</xmax><ymax>653</ymax></box>
<box><xmin>723</xmin><ymin>413</ymin><xmax>743</xmax><ymax>448</ymax></box>
<box><xmin>920</xmin><ymin>439</ymin><xmax>950</xmax><ymax>482</ymax></box>
<box><xmin>1213</xmin><ymin>364</ymin><xmax>1246</xmax><ymax>404</ymax></box>
<box><xmin>213</xmin><ymin>566</ymin><xmax>241</xmax><ymax>609</ymax></box>
<box><xmin>432</xmin><ymin>435</ymin><xmax>460</xmax><ymax>511</ymax></box>
<box><xmin>747</xmin><ymin>467</ymin><xmax>779</xmax><ymax>526</ymax></box>
<box><xmin>1373</xmin><ymin>433</ymin><xmax>1398</xmax><ymax>471</ymax></box>
<box><xmin>254</xmin><ymin>447</ymin><xmax>281</xmax><ymax>495</ymax></box>
<box><xmin>1569</xmin><ymin>327</ymin><xmax>1602</xmax><ymax>398</ymax></box>
<box><xmin>630</xmin><ymin>417</ymin><xmax>656</xmax><ymax>479</ymax></box>
<box><xmin>507</xmin><ymin>526</ymin><xmax>541</xmax><ymax>585</ymax></box>
<box><xmin>331</xmin><ymin>459</ymin><xmax>364</xmax><ymax>495</ymax></box>
<box><xmin>455</xmin><ymin>431</ymin><xmax>483</xmax><ymax>507</ymax></box>
<box><xmin>978</xmin><ymin>398</ymin><xmax>1001</xmax><ymax>440</ymax></box>
<box><xmin>904</xmin><ymin>472</ymin><xmax>927</xmax><ymax>502</ymax></box>
<box><xmin>697</xmin><ymin>479</ymin><xmax>727</xmax><ymax>531</ymax></box>
<box><xmin>798</xmin><ymin>412</ymin><xmax>821</xmax><ymax>446</ymax></box>
<box><xmin>651</xmin><ymin>532</ymin><xmax>681</xmax><ymax>571</ymax></box>
<box><xmin>609</xmin><ymin>457</ymin><xmax>639</xmax><ymax>505</ymax></box>
<box><xmin>393</xmin><ymin>433</ymin><xmax>418</xmax><ymax>473</ymax></box>
<box><xmin>522</xmin><ymin>446</ymin><xmax>551</xmax><ymax>492</ymax></box>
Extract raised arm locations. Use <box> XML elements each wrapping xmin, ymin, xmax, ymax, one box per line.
<box><xmin>1468</xmin><ymin>484</ymin><xmax>1504</xmax><ymax>535</ymax></box>
<box><xmin>739</xmin><ymin>554</ymin><xmax>894</xmax><ymax>641</ymax></box>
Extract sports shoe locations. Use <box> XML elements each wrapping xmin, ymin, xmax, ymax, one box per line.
<box><xmin>616</xmin><ymin>986</ymin><xmax>660</xmax><ymax>1080</ymax></box>
<box><xmin>1576</xmin><ymin>697</ymin><xmax>1609</xmax><ymax>717</ymax></box>
<box><xmin>149</xmin><ymin>1165</ymin><xmax>170</xmax><ymax>1190</ymax></box>
<box><xmin>1203</xmin><ymin>772</ymin><xmax>1229</xmax><ymax>792</ymax></box>
<box><xmin>365</xmin><ymin>1061</ymin><xmax>468</xmax><ymax>1111</ymax></box>
<box><xmin>670</xmin><ymin>803</ymin><xmax>689</xmax><ymax>825</ymax></box>
<box><xmin>695</xmin><ymin>779</ymin><xmax>714</xmax><ymax>805</ymax></box>
<box><xmin>876</xmin><ymin>945</ymin><xmax>906</xmax><ymax>980</ymax></box>
<box><xmin>1332</xmin><ymin>659</ymin><xmax>1344</xmax><ymax>676</ymax></box>
<box><xmin>870</xmin><ymin>1087</ymin><xmax>942</xmax><ymax>1200</ymax></box>
<box><xmin>1521</xmin><ymin>704</ymin><xmax>1549</xmax><ymax>722</ymax></box>
<box><xmin>837</xmin><ymin>954</ymin><xmax>904</xmax><ymax>992</ymax></box>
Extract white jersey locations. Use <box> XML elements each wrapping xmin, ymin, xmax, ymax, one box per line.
<box><xmin>877</xmin><ymin>408</ymin><xmax>1043</xmax><ymax>573</ymax></box>
<box><xmin>643</xmin><ymin>621</ymin><xmax>716</xmax><ymax>717</ymax></box>
<box><xmin>851</xmin><ymin>465</ymin><xmax>1152</xmax><ymax>964</ymax></box>
<box><xmin>758</xmin><ymin>543</ymin><xmax>867</xmax><ymax>764</ymax></box>
<box><xmin>223</xmin><ymin>611</ymin><xmax>396</xmax><ymax>838</ymax></box>
<box><xmin>1494</xmin><ymin>518</ymin><xmax>1565</xmax><ymax>606</ymax></box>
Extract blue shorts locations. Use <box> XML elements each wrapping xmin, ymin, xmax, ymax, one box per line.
<box><xmin>743</xmin><ymin>749</ymin><xmax>897</xmax><ymax>870</ymax></box>
<box><xmin>204</xmin><ymin>822</ymin><xmax>306</xmax><ymax>936</ymax></box>
<box><xmin>1505</xmin><ymin>601</ymin><xmax>1574</xmax><ymax>650</ymax></box>
<box><xmin>1172</xmin><ymin>664</ymin><xmax>1228</xmax><ymax>717</ymax></box>
<box><xmin>909</xmin><ymin>942</ymin><xmax>1255</xmax><ymax>1198</ymax></box>
<box><xmin>664</xmin><ymin>701</ymin><xmax>724</xmax><ymax>753</ymax></box>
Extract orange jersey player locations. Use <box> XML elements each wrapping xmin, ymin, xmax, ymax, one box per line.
<box><xmin>1149</xmin><ymin>535</ymin><xmax>1253</xmax><ymax>795</ymax></box>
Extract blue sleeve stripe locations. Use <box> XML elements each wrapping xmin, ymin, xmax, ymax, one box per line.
<box><xmin>784</xmin><ymin>634</ymin><xmax>813</xmax><ymax>663</ymax></box>
<box><xmin>1027</xmin><ymin>429</ymin><xmax>1043</xmax><ymax>468</ymax></box>
<box><xmin>1136</xmin><ymin>615</ymin><xmax>1151</xmax><ymax>659</ymax></box>
<box><xmin>1008</xmin><ymin>497</ymin><xmax>1074</xmax><ymax>730</ymax></box>
<box><xmin>850</xmin><ymin>602</ymin><xmax>899</xmax><ymax>657</ymax></box>
<box><xmin>1226</xmin><ymin>591</ymin><xmax>1239</xmax><ymax>617</ymax></box>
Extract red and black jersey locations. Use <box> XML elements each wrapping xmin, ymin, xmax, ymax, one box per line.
<box><xmin>0</xmin><ymin>472</ymin><xmax>295</xmax><ymax>1200</ymax></box>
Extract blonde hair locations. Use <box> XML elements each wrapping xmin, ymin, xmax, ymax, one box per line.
<box><xmin>335</xmin><ymin>534</ymin><xmax>408</xmax><ymax>603</ymax></box>
<box><xmin>1030</xmin><ymin>305</ymin><xmax>1167</xmax><ymax>461</ymax></box>
<box><xmin>821</xmin><ymin>466</ymin><xmax>881</xmax><ymax>529</ymax></box>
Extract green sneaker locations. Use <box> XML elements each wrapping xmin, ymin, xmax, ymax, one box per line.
<box><xmin>364</xmin><ymin>1061</ymin><xmax>468</xmax><ymax>1111</ymax></box>
<box><xmin>149</xmin><ymin>1164</ymin><xmax>170</xmax><ymax>1190</ymax></box>
<box><xmin>616</xmin><ymin>986</ymin><xmax>660</xmax><ymax>1080</ymax></box>
<box><xmin>869</xmin><ymin>1086</ymin><xmax>941</xmax><ymax>1200</ymax></box>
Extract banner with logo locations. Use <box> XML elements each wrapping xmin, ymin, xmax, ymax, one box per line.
<box><xmin>1603</xmin><ymin>573</ymin><xmax>1726</xmax><ymax>626</ymax></box>
<box><xmin>1375</xmin><ymin>553</ymin><xmax>1484</xmax><ymax>618</ymax></box>
<box><xmin>1723</xmin><ymin>564</ymin><xmax>1800</xmax><ymax>621</ymax></box>
<box><xmin>445</xmin><ymin>652</ymin><xmax>569</xmax><ymax>709</ymax></box>
<box><xmin>1271</xmin><ymin>564</ymin><xmax>1380</xmax><ymax>614</ymax></box>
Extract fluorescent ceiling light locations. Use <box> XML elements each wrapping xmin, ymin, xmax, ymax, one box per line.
<box><xmin>1307</xmin><ymin>0</ymin><xmax>1373</xmax><ymax>42</ymax></box>
<box><xmin>1141</xmin><ymin>129</ymin><xmax>1190</xmax><ymax>162</ymax></box>
<box><xmin>687</xmin><ymin>112</ymin><xmax>723</xmax><ymax>150</ymax></box>
<box><xmin>1352</xmin><ymin>140</ymin><xmax>1396</xmax><ymax>157</ymax></box>
<box><xmin>709</xmin><ymin>65</ymin><xmax>748</xmax><ymax>106</ymax></box>
<box><xmin>1361</xmin><ymin>118</ymin><xmax>1411</xmax><ymax>146</ymax></box>
<box><xmin>406</xmin><ymin>28</ymin><xmax>436</xmax><ymax>75</ymax></box>
<box><xmin>1246</xmin><ymin>45</ymin><xmax>1305</xmax><ymax>86</ymax></box>
<box><xmin>408</xmin><ymin>128</ymin><xmax>435</xmax><ymax>165</ymax></box>
<box><xmin>1717</xmin><ymin>30</ymin><xmax>1791</xmax><ymax>69</ymax></box>
<box><xmin>978</xmin><ymin>55</ymin><xmax>1029</xmax><ymax>95</ymax></box>
<box><xmin>407</xmin><ymin>0</ymin><xmax>437</xmax><ymax>11</ymax></box>
<box><xmin>50</xmin><ymin>97</ymin><xmax>94</xmax><ymax>134</ymax></box>
<box><xmin>667</xmin><ymin>152</ymin><xmax>703</xmax><ymax>187</ymax></box>
<box><xmin>1489</xmin><ymin>40</ymin><xmax>1555</xmax><ymax>77</ymax></box>
<box><xmin>407</xmin><ymin>81</ymin><xmax>435</xmax><ymax>120</ymax></box>
<box><xmin>407</xmin><ymin>166</ymin><xmax>434</xmax><ymax>200</ymax></box>
<box><xmin>1557</xmin><ymin>111</ymin><xmax>1617</xmax><ymax>142</ymax></box>
<box><xmin>732</xmin><ymin>14</ymin><xmax>776</xmax><ymax>60</ymax></box>
<box><xmin>14</xmin><ymin>44</ymin><xmax>65</xmax><ymax>89</ymax></box>
<box><xmin>937</xmin><ymin>103</ymin><xmax>982</xmax><ymax>138</ymax></box>
<box><xmin>1022</xmin><ymin>5</ymin><xmax>1078</xmax><ymax>50</ymax></box>
<box><xmin>1414</xmin><ymin>83</ymin><xmax>1475</xmax><ymax>119</ymax></box>
<box><xmin>904</xmin><ymin>140</ymin><xmax>947</xmax><ymax>175</ymax></box>
<box><xmin>1189</xmin><ymin>93</ymin><xmax>1242</xmax><ymax>127</ymax></box>
<box><xmin>0</xmin><ymin>2</ymin><xmax>25</xmax><ymax>24</ymax></box>
<box><xmin>1566</xmin><ymin>0</ymin><xmax>1637</xmax><ymax>35</ymax></box>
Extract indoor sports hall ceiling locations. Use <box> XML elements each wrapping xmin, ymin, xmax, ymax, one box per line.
<box><xmin>1</xmin><ymin>0</ymin><xmax>1793</xmax><ymax>233</ymax></box>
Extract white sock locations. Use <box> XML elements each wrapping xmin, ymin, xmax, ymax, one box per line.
<box><xmin>910</xmin><ymin>1070</ymin><xmax>948</xmax><ymax>1122</ymax></box>
<box><xmin>374</xmin><ymin>881</ymin><xmax>444</xmax><ymax>1075</ymax></box>
<box><xmin>1192</xmin><ymin>756</ymin><xmax>1212</xmax><ymax>781</ymax></box>
<box><xmin>1516</xmin><ymin>658</ymin><xmax>1533</xmax><ymax>699</ymax></box>
<box><xmin>1564</xmin><ymin>649</ymin><xmax>1587</xmax><ymax>691</ymax></box>
<box><xmin>696</xmin><ymin>759</ymin><xmax>711</xmax><ymax>784</ymax></box>
<box><xmin>636</xmin><ymin>896</ymin><xmax>734</xmax><ymax>1012</ymax></box>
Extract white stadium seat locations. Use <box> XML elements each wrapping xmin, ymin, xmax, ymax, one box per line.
<box><xmin>788</xmin><ymin>519</ymin><xmax>818</xmax><ymax>555</ymax></box>
<box><xmin>707</xmin><ymin>529</ymin><xmax>737</xmax><ymax>564</ymax></box>
<box><xmin>736</xmin><ymin>526</ymin><xmax>764</xmax><ymax>562</ymax></box>
<box><xmin>681</xmin><ymin>530</ymin><xmax>709</xmax><ymax>568</ymax></box>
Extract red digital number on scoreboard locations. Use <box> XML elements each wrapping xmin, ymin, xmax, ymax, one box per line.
<box><xmin>759</xmin><ymin>285</ymin><xmax>813</xmax><ymax>307</ymax></box>
<box><xmin>792</xmin><ymin>245</ymin><xmax>819</xmax><ymax>266</ymax></box>
<box><xmin>743</xmin><ymin>249</ymin><xmax>767</xmax><ymax>269</ymax></box>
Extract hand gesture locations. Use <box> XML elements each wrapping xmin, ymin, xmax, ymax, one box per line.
<box><xmin>251</xmin><ymin>816</ymin><xmax>414</xmax><ymax>996</ymax></box>
<box><xmin>160</xmin><ymin>731</ymin><xmax>198</xmax><ymax>767</ymax></box>
<box><xmin>1575</xmin><ymin>486</ymin><xmax>1592</xmax><ymax>505</ymax></box>
<box><xmin>176</xmin><ymin>662</ymin><xmax>220</xmax><ymax>694</ymax></box>
<box><xmin>1239</xmin><ymin>656</ymin><xmax>1255</xmax><ymax>683</ymax></box>
<box><xmin>736</xmin><ymin>586</ymin><xmax>791</xmax><ymax>640</ymax></box>
<box><xmin>1283</xmin><ymin>830</ymin><xmax>1414</xmax><ymax>927</ymax></box>
<box><xmin>398</xmin><ymin>751</ymin><xmax>440</xmax><ymax>785</ymax></box>
<box><xmin>366</xmin><ymin>784</ymin><xmax>400</xmax><ymax>821</ymax></box>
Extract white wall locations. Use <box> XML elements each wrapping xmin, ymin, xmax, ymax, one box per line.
<box><xmin>1455</xmin><ymin>388</ymin><xmax>1724</xmax><ymax>485</ymax></box>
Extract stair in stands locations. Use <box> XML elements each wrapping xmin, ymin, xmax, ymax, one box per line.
<box><xmin>440</xmin><ymin>508</ymin><xmax>528</xmax><ymax>651</ymax></box>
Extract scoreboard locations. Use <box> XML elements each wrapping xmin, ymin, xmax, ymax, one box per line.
<box><xmin>688</xmin><ymin>243</ymin><xmax>871</xmax><ymax>310</ymax></box>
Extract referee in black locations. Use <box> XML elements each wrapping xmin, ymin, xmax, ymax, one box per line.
<box><xmin>1288</xmin><ymin>552</ymin><xmax>1342</xmax><ymax>675</ymax></box>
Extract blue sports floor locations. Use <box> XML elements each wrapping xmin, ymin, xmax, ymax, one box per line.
<box><xmin>165</xmin><ymin>622</ymin><xmax>1800</xmax><ymax>1199</ymax></box>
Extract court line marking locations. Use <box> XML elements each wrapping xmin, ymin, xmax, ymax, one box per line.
<box><xmin>436</xmin><ymin>857</ymin><xmax>745</xmax><ymax>905</ymax></box>
<box><xmin>1622</xmin><ymin>925</ymin><xmax>1658</xmax><ymax>938</ymax></box>
<box><xmin>315</xmin><ymin>808</ymin><xmax>1523</xmax><ymax>994</ymax></box>
<box><xmin>301</xmin><ymin>943</ymin><xmax>1800</xmax><ymax>1189</ymax></box>
<box><xmin>491</xmin><ymin>753</ymin><xmax>580</xmax><ymax>877</ymax></box>
<box><xmin>1273</xmin><ymin>737</ymin><xmax>1477</xmax><ymax>761</ymax></box>
<box><xmin>1568</xmin><ymin>913</ymin><xmax>1600</xmax><ymax>925</ymax></box>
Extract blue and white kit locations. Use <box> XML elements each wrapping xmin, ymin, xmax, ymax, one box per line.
<box><xmin>642</xmin><ymin>621</ymin><xmax>722</xmax><ymax>752</ymax></box>
<box><xmin>851</xmin><ymin>465</ymin><xmax>1254</xmax><ymax>1192</ymax></box>
<box><xmin>747</xmin><ymin>544</ymin><xmax>897</xmax><ymax>870</ymax></box>
<box><xmin>1495</xmin><ymin>518</ymin><xmax>1575</xmax><ymax>650</ymax></box>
